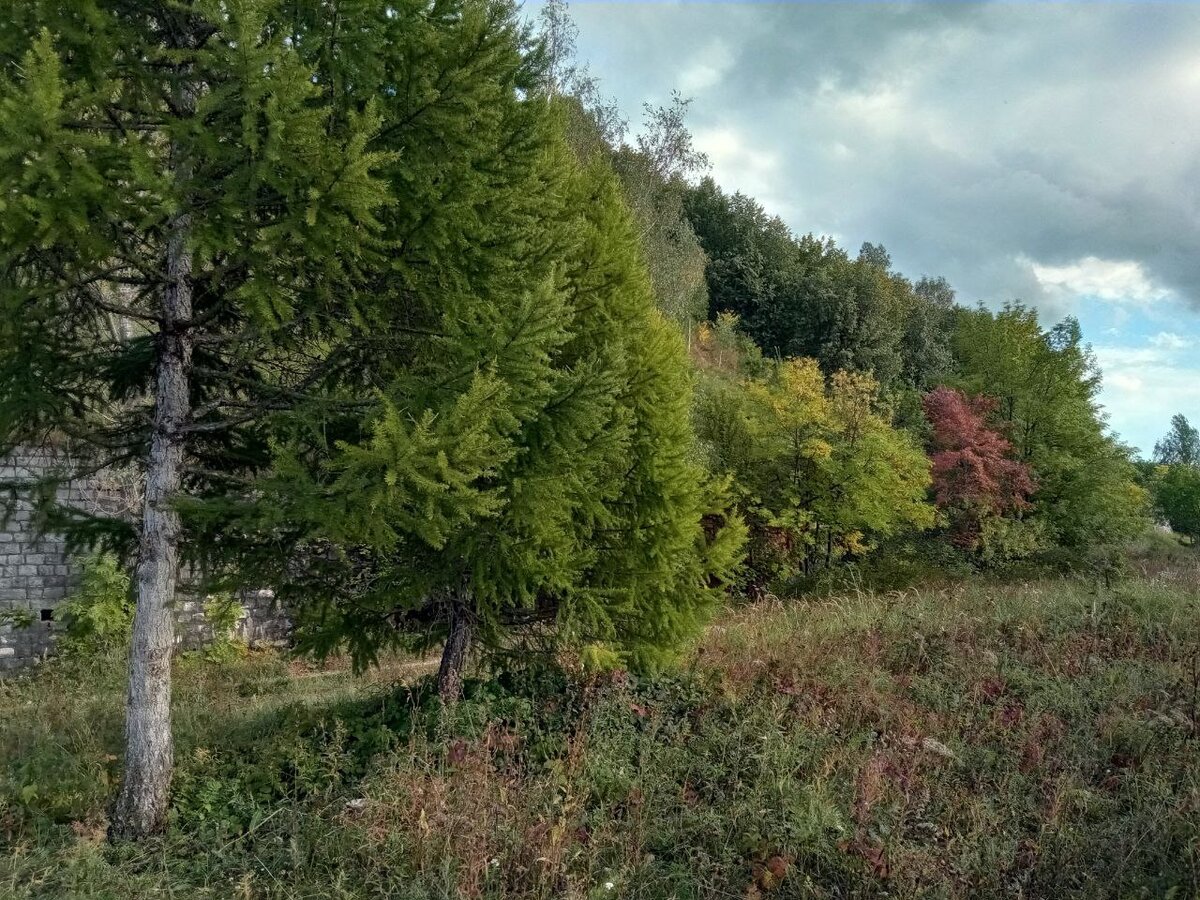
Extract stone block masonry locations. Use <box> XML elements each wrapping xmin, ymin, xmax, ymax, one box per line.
<box><xmin>0</xmin><ymin>445</ymin><xmax>291</xmax><ymax>672</ymax></box>
<box><xmin>175</xmin><ymin>589</ymin><xmax>292</xmax><ymax>650</ymax></box>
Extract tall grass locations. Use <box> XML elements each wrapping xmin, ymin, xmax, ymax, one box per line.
<box><xmin>2</xmin><ymin>563</ymin><xmax>1199</xmax><ymax>898</ymax></box>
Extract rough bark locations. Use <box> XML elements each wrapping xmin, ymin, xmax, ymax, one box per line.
<box><xmin>109</xmin><ymin>91</ymin><xmax>195</xmax><ymax>842</ymax></box>
<box><xmin>437</xmin><ymin>591</ymin><xmax>474</xmax><ymax>703</ymax></box>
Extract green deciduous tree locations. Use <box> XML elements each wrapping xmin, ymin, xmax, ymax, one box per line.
<box><xmin>609</xmin><ymin>143</ymin><xmax>709</xmax><ymax>327</ymax></box>
<box><xmin>695</xmin><ymin>344</ymin><xmax>932</xmax><ymax>587</ymax></box>
<box><xmin>1154</xmin><ymin>414</ymin><xmax>1200</xmax><ymax>467</ymax></box>
<box><xmin>1150</xmin><ymin>415</ymin><xmax>1200</xmax><ymax>543</ymax></box>
<box><xmin>902</xmin><ymin>276</ymin><xmax>957</xmax><ymax>389</ymax></box>
<box><xmin>950</xmin><ymin>304</ymin><xmax>1149</xmax><ymax>549</ymax></box>
<box><xmin>1154</xmin><ymin>464</ymin><xmax>1200</xmax><ymax>543</ymax></box>
<box><xmin>683</xmin><ymin>177</ymin><xmax>806</xmax><ymax>358</ymax></box>
<box><xmin>682</xmin><ymin>180</ymin><xmax>954</xmax><ymax>393</ymax></box>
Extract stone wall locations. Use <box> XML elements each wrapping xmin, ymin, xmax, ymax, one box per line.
<box><xmin>0</xmin><ymin>445</ymin><xmax>290</xmax><ymax>672</ymax></box>
<box><xmin>175</xmin><ymin>589</ymin><xmax>292</xmax><ymax>650</ymax></box>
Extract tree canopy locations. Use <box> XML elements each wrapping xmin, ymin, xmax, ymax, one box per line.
<box><xmin>682</xmin><ymin>179</ymin><xmax>954</xmax><ymax>392</ymax></box>
<box><xmin>923</xmin><ymin>387</ymin><xmax>1036</xmax><ymax>555</ymax></box>
<box><xmin>1154</xmin><ymin>414</ymin><xmax>1200</xmax><ymax>467</ymax></box>
<box><xmin>694</xmin><ymin>333</ymin><xmax>932</xmax><ymax>587</ymax></box>
<box><xmin>0</xmin><ymin>0</ymin><xmax>743</xmax><ymax>839</ymax></box>
<box><xmin>0</xmin><ymin>0</ymin><xmax>1176</xmax><ymax>845</ymax></box>
<box><xmin>950</xmin><ymin>304</ymin><xmax>1148</xmax><ymax>549</ymax></box>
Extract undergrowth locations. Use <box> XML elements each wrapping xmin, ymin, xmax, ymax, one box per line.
<box><xmin>2</xmin><ymin>563</ymin><xmax>1199</xmax><ymax>898</ymax></box>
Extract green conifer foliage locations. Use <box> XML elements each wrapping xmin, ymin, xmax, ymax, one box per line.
<box><xmin>186</xmin><ymin>4</ymin><xmax>746</xmax><ymax>691</ymax></box>
<box><xmin>0</xmin><ymin>0</ymin><xmax>392</xmax><ymax>838</ymax></box>
<box><xmin>1</xmin><ymin>0</ymin><xmax>742</xmax><ymax>831</ymax></box>
<box><xmin>0</xmin><ymin>0</ymin><xmax>390</xmax><ymax>537</ymax></box>
<box><xmin>256</xmin><ymin>146</ymin><xmax>745</xmax><ymax>690</ymax></box>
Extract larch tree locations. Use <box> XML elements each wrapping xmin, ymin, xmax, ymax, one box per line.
<box><xmin>0</xmin><ymin>0</ymin><xmax>393</xmax><ymax>839</ymax></box>
<box><xmin>2</xmin><ymin>0</ymin><xmax>744</xmax><ymax>838</ymax></box>
<box><xmin>189</xmin><ymin>5</ymin><xmax>746</xmax><ymax>696</ymax></box>
<box><xmin>243</xmin><ymin>131</ymin><xmax>747</xmax><ymax>699</ymax></box>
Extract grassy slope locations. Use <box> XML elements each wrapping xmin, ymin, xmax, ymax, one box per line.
<box><xmin>2</xmin><ymin>561</ymin><xmax>1199</xmax><ymax>898</ymax></box>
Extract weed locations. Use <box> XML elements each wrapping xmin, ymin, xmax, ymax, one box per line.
<box><xmin>2</xmin><ymin>563</ymin><xmax>1200</xmax><ymax>897</ymax></box>
<box><xmin>56</xmin><ymin>554</ymin><xmax>132</xmax><ymax>658</ymax></box>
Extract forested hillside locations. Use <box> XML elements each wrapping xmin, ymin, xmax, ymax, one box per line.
<box><xmin>543</xmin><ymin>1</ymin><xmax>1153</xmax><ymax>590</ymax></box>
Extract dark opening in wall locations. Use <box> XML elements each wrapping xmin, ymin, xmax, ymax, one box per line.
<box><xmin>39</xmin><ymin>609</ymin><xmax>53</xmax><ymax>622</ymax></box>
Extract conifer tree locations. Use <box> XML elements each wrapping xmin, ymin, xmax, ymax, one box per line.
<box><xmin>538</xmin><ymin>0</ymin><xmax>709</xmax><ymax>331</ymax></box>
<box><xmin>2</xmin><ymin>0</ymin><xmax>741</xmax><ymax>837</ymax></box>
<box><xmin>179</xmin><ymin>5</ymin><xmax>745</xmax><ymax>694</ymax></box>
<box><xmin>245</xmin><ymin>133</ymin><xmax>745</xmax><ymax>698</ymax></box>
<box><xmin>0</xmin><ymin>0</ymin><xmax>388</xmax><ymax>838</ymax></box>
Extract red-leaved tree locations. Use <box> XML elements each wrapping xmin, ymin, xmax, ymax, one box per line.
<box><xmin>922</xmin><ymin>387</ymin><xmax>1035</xmax><ymax>549</ymax></box>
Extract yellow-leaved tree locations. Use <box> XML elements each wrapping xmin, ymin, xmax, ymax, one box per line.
<box><xmin>696</xmin><ymin>353</ymin><xmax>933</xmax><ymax>589</ymax></box>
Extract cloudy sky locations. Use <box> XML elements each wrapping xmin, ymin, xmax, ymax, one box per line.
<box><xmin>531</xmin><ymin>0</ymin><xmax>1200</xmax><ymax>455</ymax></box>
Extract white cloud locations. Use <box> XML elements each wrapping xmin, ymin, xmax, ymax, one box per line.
<box><xmin>1092</xmin><ymin>345</ymin><xmax>1169</xmax><ymax>368</ymax></box>
<box><xmin>551</xmin><ymin>0</ymin><xmax>1200</xmax><ymax>448</ymax></box>
<box><xmin>1150</xmin><ymin>331</ymin><xmax>1193</xmax><ymax>350</ymax></box>
<box><xmin>693</xmin><ymin>126</ymin><xmax>790</xmax><ymax>220</ymax></box>
<box><xmin>1025</xmin><ymin>256</ymin><xmax>1174</xmax><ymax>306</ymax></box>
<box><xmin>1108</xmin><ymin>371</ymin><xmax>1144</xmax><ymax>393</ymax></box>
<box><xmin>1093</xmin><ymin>344</ymin><xmax>1200</xmax><ymax>454</ymax></box>
<box><xmin>695</xmin><ymin>126</ymin><xmax>778</xmax><ymax>174</ymax></box>
<box><xmin>820</xmin><ymin>81</ymin><xmax>913</xmax><ymax>132</ymax></box>
<box><xmin>677</xmin><ymin>41</ymin><xmax>733</xmax><ymax>94</ymax></box>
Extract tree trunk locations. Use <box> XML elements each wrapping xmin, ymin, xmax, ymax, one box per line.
<box><xmin>437</xmin><ymin>591</ymin><xmax>474</xmax><ymax>703</ymax></box>
<box><xmin>110</xmin><ymin>97</ymin><xmax>194</xmax><ymax>841</ymax></box>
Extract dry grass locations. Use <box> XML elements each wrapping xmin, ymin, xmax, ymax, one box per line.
<box><xmin>3</xmin><ymin>558</ymin><xmax>1200</xmax><ymax>898</ymax></box>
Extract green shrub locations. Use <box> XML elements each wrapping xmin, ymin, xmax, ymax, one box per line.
<box><xmin>0</xmin><ymin>608</ymin><xmax>34</xmax><ymax>629</ymax></box>
<box><xmin>56</xmin><ymin>554</ymin><xmax>132</xmax><ymax>657</ymax></box>
<box><xmin>197</xmin><ymin>592</ymin><xmax>245</xmax><ymax>663</ymax></box>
